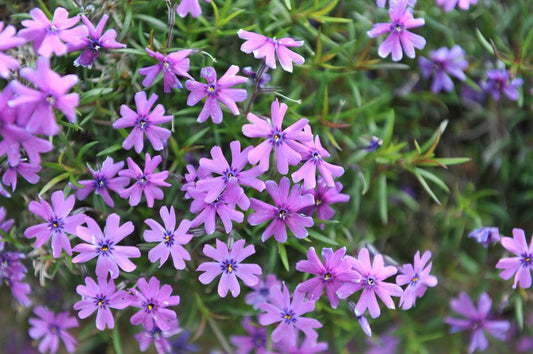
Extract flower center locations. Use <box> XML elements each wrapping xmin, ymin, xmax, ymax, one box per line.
<box><xmin>221</xmin><ymin>259</ymin><xmax>237</xmax><ymax>274</ymax></box>
<box><xmin>270</xmin><ymin>130</ymin><xmax>284</xmax><ymax>145</ymax></box>
<box><xmin>278</xmin><ymin>209</ymin><xmax>288</xmax><ymax>220</ymax></box>
<box><xmin>164</xmin><ymin>231</ymin><xmax>174</xmax><ymax>246</ymax></box>
<box><xmin>312</xmin><ymin>151</ymin><xmax>321</xmax><ymax>160</ymax></box>
<box><xmin>281</xmin><ymin>308</ymin><xmax>296</xmax><ymax>324</ymax></box>
<box><xmin>49</xmin><ymin>218</ymin><xmax>63</xmax><ymax>231</ymax></box>
<box><xmin>147</xmin><ymin>302</ymin><xmax>154</xmax><ymax>311</ymax></box>
<box><xmin>323</xmin><ymin>272</ymin><xmax>332</xmax><ymax>281</ymax></box>
<box><xmin>366</xmin><ymin>276</ymin><xmax>376</xmax><ymax>287</ymax></box>
<box><xmin>46</xmin><ymin>95</ymin><xmax>55</xmax><ymax>105</ymax></box>
<box><xmin>95</xmin><ymin>177</ymin><xmax>106</xmax><ymax>189</ymax></box>
<box><xmin>207</xmin><ymin>85</ymin><xmax>216</xmax><ymax>93</ymax></box>
<box><xmin>49</xmin><ymin>324</ymin><xmax>59</xmax><ymax>334</ymax></box>
<box><xmin>138</xmin><ymin>116</ymin><xmax>148</xmax><ymax>129</ymax></box>
<box><xmin>523</xmin><ymin>254</ymin><xmax>533</xmax><ymax>266</ymax></box>
<box><xmin>315</xmin><ymin>198</ymin><xmax>322</xmax><ymax>206</ymax></box>
<box><xmin>139</xmin><ymin>175</ymin><xmax>148</xmax><ymax>184</ymax></box>
<box><xmin>49</xmin><ymin>25</ymin><xmax>57</xmax><ymax>32</ymax></box>
<box><xmin>258</xmin><ymin>287</ymin><xmax>269</xmax><ymax>297</ymax></box>
<box><xmin>163</xmin><ymin>61</ymin><xmax>171</xmax><ymax>70</ymax></box>
<box><xmin>393</xmin><ymin>23</ymin><xmax>403</xmax><ymax>32</ymax></box>
<box><xmin>252</xmin><ymin>332</ymin><xmax>266</xmax><ymax>348</ymax></box>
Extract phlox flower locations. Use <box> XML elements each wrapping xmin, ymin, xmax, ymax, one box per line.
<box><xmin>230</xmin><ymin>317</ymin><xmax>269</xmax><ymax>354</ymax></box>
<box><xmin>72</xmin><ymin>214</ymin><xmax>140</xmax><ymax>279</ymax></box>
<box><xmin>242</xmin><ymin>66</ymin><xmax>271</xmax><ymax>88</ymax></box>
<box><xmin>0</xmin><ymin>250</ymin><xmax>31</xmax><ymax>306</ymax></box>
<box><xmin>445</xmin><ymin>292</ymin><xmax>510</xmax><ymax>353</ymax></box>
<box><xmin>189</xmin><ymin>188</ymin><xmax>244</xmax><ymax>235</ymax></box>
<box><xmin>0</xmin><ymin>207</ymin><xmax>13</xmax><ymax>233</ymax></box>
<box><xmin>0</xmin><ymin>22</ymin><xmax>27</xmax><ymax>78</ymax></box>
<box><xmin>436</xmin><ymin>0</ymin><xmax>477</xmax><ymax>12</ymax></box>
<box><xmin>419</xmin><ymin>45</ymin><xmax>468</xmax><ymax>93</ymax></box>
<box><xmin>396</xmin><ymin>250</ymin><xmax>438</xmax><ymax>310</ymax></box>
<box><xmin>237</xmin><ymin>30</ymin><xmax>305</xmax><ymax>73</ymax></box>
<box><xmin>248</xmin><ymin>176</ymin><xmax>314</xmax><ymax>243</ymax></box>
<box><xmin>181</xmin><ymin>163</ymin><xmax>209</xmax><ymax>199</ymax></box>
<box><xmin>245</xmin><ymin>274</ymin><xmax>281</xmax><ymax>310</ymax></box>
<box><xmin>185</xmin><ymin>66</ymin><xmax>248</xmax><ymax>124</ymax></box>
<box><xmin>483</xmin><ymin>69</ymin><xmax>523</xmax><ymax>101</ymax></box>
<box><xmin>24</xmin><ymin>190</ymin><xmax>86</xmax><ymax>258</ymax></box>
<box><xmin>28</xmin><ymin>306</ymin><xmax>78</xmax><ymax>354</ymax></box>
<box><xmin>197</xmin><ymin>239</ymin><xmax>262</xmax><ymax>297</ymax></box>
<box><xmin>144</xmin><ymin>206</ymin><xmax>193</xmax><ymax>269</ymax></box>
<box><xmin>496</xmin><ymin>228</ymin><xmax>533</xmax><ymax>289</ymax></box>
<box><xmin>468</xmin><ymin>227</ymin><xmax>500</xmax><ymax>247</ymax></box>
<box><xmin>19</xmin><ymin>7</ymin><xmax>88</xmax><ymax>57</ymax></box>
<box><xmin>2</xmin><ymin>161</ymin><xmax>41</xmax><ymax>191</ymax></box>
<box><xmin>177</xmin><ymin>0</ymin><xmax>212</xmax><ymax>18</ymax></box>
<box><xmin>169</xmin><ymin>331</ymin><xmax>199</xmax><ymax>353</ymax></box>
<box><xmin>113</xmin><ymin>91</ymin><xmax>173</xmax><ymax>153</ymax></box>
<box><xmin>73</xmin><ymin>276</ymin><xmax>129</xmax><ymax>330</ymax></box>
<box><xmin>274</xmin><ymin>336</ymin><xmax>328</xmax><ymax>354</ymax></box>
<box><xmin>377</xmin><ymin>0</ymin><xmax>417</xmax><ymax>7</ymax></box>
<box><xmin>367</xmin><ymin>0</ymin><xmax>426</xmax><ymax>61</ymax></box>
<box><xmin>139</xmin><ymin>48</ymin><xmax>193</xmax><ymax>93</ymax></box>
<box><xmin>135</xmin><ymin>321</ymin><xmax>182</xmax><ymax>354</ymax></box>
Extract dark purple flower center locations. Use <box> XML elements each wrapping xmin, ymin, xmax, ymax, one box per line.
<box><xmin>96</xmin><ymin>295</ymin><xmax>109</xmax><ymax>308</ymax></box>
<box><xmin>163</xmin><ymin>61</ymin><xmax>172</xmax><ymax>71</ymax></box>
<box><xmin>224</xmin><ymin>169</ymin><xmax>238</xmax><ymax>181</ymax></box>
<box><xmin>323</xmin><ymin>272</ymin><xmax>333</xmax><ymax>281</ymax></box>
<box><xmin>89</xmin><ymin>39</ymin><xmax>101</xmax><ymax>54</ymax></box>
<box><xmin>46</xmin><ymin>94</ymin><xmax>56</xmax><ymax>105</ymax></box>
<box><xmin>315</xmin><ymin>197</ymin><xmax>322</xmax><ymax>206</ymax></box>
<box><xmin>365</xmin><ymin>276</ymin><xmax>376</xmax><ymax>287</ymax></box>
<box><xmin>252</xmin><ymin>332</ymin><xmax>266</xmax><ymax>348</ymax></box>
<box><xmin>48</xmin><ymin>25</ymin><xmax>58</xmax><ymax>33</ymax></box>
<box><xmin>221</xmin><ymin>259</ymin><xmax>237</xmax><ymax>274</ymax></box>
<box><xmin>95</xmin><ymin>176</ymin><xmax>106</xmax><ymax>190</ymax></box>
<box><xmin>410</xmin><ymin>274</ymin><xmax>420</xmax><ymax>285</ymax></box>
<box><xmin>48</xmin><ymin>218</ymin><xmax>64</xmax><ymax>232</ymax></box>
<box><xmin>137</xmin><ymin>115</ymin><xmax>149</xmax><ymax>130</ymax></box>
<box><xmin>98</xmin><ymin>241</ymin><xmax>114</xmax><ymax>256</ymax></box>
<box><xmin>207</xmin><ymin>84</ymin><xmax>217</xmax><ymax>94</ymax></box>
<box><xmin>281</xmin><ymin>308</ymin><xmax>296</xmax><ymax>324</ymax></box>
<box><xmin>258</xmin><ymin>286</ymin><xmax>269</xmax><ymax>297</ymax></box>
<box><xmin>278</xmin><ymin>208</ymin><xmax>288</xmax><ymax>221</ymax></box>
<box><xmin>164</xmin><ymin>230</ymin><xmax>174</xmax><ymax>246</ymax></box>
<box><xmin>312</xmin><ymin>150</ymin><xmax>321</xmax><ymax>161</ymax></box>
<box><xmin>139</xmin><ymin>174</ymin><xmax>148</xmax><ymax>184</ymax></box>
<box><xmin>522</xmin><ymin>254</ymin><xmax>533</xmax><ymax>266</ymax></box>
<box><xmin>144</xmin><ymin>300</ymin><xmax>156</xmax><ymax>312</ymax></box>
<box><xmin>392</xmin><ymin>23</ymin><xmax>404</xmax><ymax>33</ymax></box>
<box><xmin>270</xmin><ymin>129</ymin><xmax>285</xmax><ymax>145</ymax></box>
<box><xmin>49</xmin><ymin>324</ymin><xmax>60</xmax><ymax>334</ymax></box>
<box><xmin>366</xmin><ymin>137</ymin><xmax>383</xmax><ymax>152</ymax></box>
<box><xmin>151</xmin><ymin>327</ymin><xmax>162</xmax><ymax>338</ymax></box>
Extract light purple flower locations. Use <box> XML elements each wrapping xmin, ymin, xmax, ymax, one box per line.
<box><xmin>419</xmin><ymin>45</ymin><xmax>468</xmax><ymax>93</ymax></box>
<box><xmin>483</xmin><ymin>69</ymin><xmax>523</xmax><ymax>101</ymax></box>
<box><xmin>139</xmin><ymin>48</ymin><xmax>193</xmax><ymax>93</ymax></box>
<box><xmin>248</xmin><ymin>177</ymin><xmax>314</xmax><ymax>243</ymax></box>
<box><xmin>245</xmin><ymin>274</ymin><xmax>281</xmax><ymax>310</ymax></box>
<box><xmin>275</xmin><ymin>336</ymin><xmax>328</xmax><ymax>354</ymax></box>
<box><xmin>135</xmin><ymin>321</ymin><xmax>182</xmax><ymax>353</ymax></box>
<box><xmin>496</xmin><ymin>228</ymin><xmax>533</xmax><ymax>289</ymax></box>
<box><xmin>75</xmin><ymin>157</ymin><xmax>129</xmax><ymax>207</ymax></box>
<box><xmin>468</xmin><ymin>227</ymin><xmax>500</xmax><ymax>247</ymax></box>
<box><xmin>337</xmin><ymin>248</ymin><xmax>403</xmax><ymax>318</ymax></box>
<box><xmin>189</xmin><ymin>188</ymin><xmax>244</xmax><ymax>235</ymax></box>
<box><xmin>181</xmin><ymin>163</ymin><xmax>209</xmax><ymax>199</ymax></box>
<box><xmin>128</xmin><ymin>276</ymin><xmax>180</xmax><ymax>331</ymax></box>
<box><xmin>28</xmin><ymin>306</ymin><xmax>78</xmax><ymax>354</ymax></box>
<box><xmin>185</xmin><ymin>65</ymin><xmax>248</xmax><ymax>124</ymax></box>
<box><xmin>445</xmin><ymin>292</ymin><xmax>510</xmax><ymax>353</ymax></box>
<box><xmin>0</xmin><ymin>22</ymin><xmax>27</xmax><ymax>78</ymax></box>
<box><xmin>436</xmin><ymin>0</ymin><xmax>477</xmax><ymax>12</ymax></box>
<box><xmin>8</xmin><ymin>56</ymin><xmax>79</xmax><ymax>136</ymax></box>
<box><xmin>237</xmin><ymin>30</ymin><xmax>305</xmax><ymax>73</ymax></box>
<box><xmin>177</xmin><ymin>0</ymin><xmax>212</xmax><ymax>18</ymax></box>
<box><xmin>24</xmin><ymin>190</ymin><xmax>86</xmax><ymax>258</ymax></box>
<box><xmin>2</xmin><ymin>161</ymin><xmax>41</xmax><ymax>191</ymax></box>
<box><xmin>258</xmin><ymin>284</ymin><xmax>322</xmax><ymax>347</ymax></box>
<box><xmin>71</xmin><ymin>14</ymin><xmax>126</xmax><ymax>68</ymax></box>
<box><xmin>243</xmin><ymin>99</ymin><xmax>312</xmax><ymax>174</ymax></box>
<box><xmin>72</xmin><ymin>214</ymin><xmax>140</xmax><ymax>279</ymax></box>
<box><xmin>296</xmin><ymin>247</ymin><xmax>359</xmax><ymax>309</ymax></box>
<box><xmin>197</xmin><ymin>239</ymin><xmax>262</xmax><ymax>297</ymax></box>
<box><xmin>113</xmin><ymin>91</ymin><xmax>173</xmax><ymax>153</ymax></box>
<box><xmin>377</xmin><ymin>0</ymin><xmax>417</xmax><ymax>7</ymax></box>
<box><xmin>229</xmin><ymin>317</ymin><xmax>269</xmax><ymax>354</ymax></box>
<box><xmin>366</xmin><ymin>332</ymin><xmax>399</xmax><ymax>354</ymax></box>
<box><xmin>242</xmin><ymin>66</ymin><xmax>271</xmax><ymax>88</ymax></box>
<box><xmin>0</xmin><ymin>206</ymin><xmax>14</xmax><ymax>233</ymax></box>
<box><xmin>196</xmin><ymin>140</ymin><xmax>265</xmax><ymax>209</ymax></box>
<box><xmin>367</xmin><ymin>0</ymin><xmax>426</xmax><ymax>61</ymax></box>
<box><xmin>73</xmin><ymin>276</ymin><xmax>129</xmax><ymax>330</ymax></box>
<box><xmin>119</xmin><ymin>154</ymin><xmax>171</xmax><ymax>207</ymax></box>
<box><xmin>144</xmin><ymin>206</ymin><xmax>193</xmax><ymax>269</ymax></box>
<box><xmin>19</xmin><ymin>7</ymin><xmax>88</xmax><ymax>57</ymax></box>
<box><xmin>0</xmin><ymin>250</ymin><xmax>31</xmax><ymax>306</ymax></box>
<box><xmin>396</xmin><ymin>250</ymin><xmax>438</xmax><ymax>310</ymax></box>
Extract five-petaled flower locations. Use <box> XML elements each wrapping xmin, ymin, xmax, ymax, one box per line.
<box><xmin>496</xmin><ymin>228</ymin><xmax>533</xmax><ymax>289</ymax></box>
<box><xmin>436</xmin><ymin>0</ymin><xmax>477</xmax><ymax>12</ymax></box>
<box><xmin>176</xmin><ymin>0</ymin><xmax>212</xmax><ymax>18</ymax></box>
<box><xmin>396</xmin><ymin>250</ymin><xmax>438</xmax><ymax>310</ymax></box>
<box><xmin>28</xmin><ymin>306</ymin><xmax>79</xmax><ymax>354</ymax></box>
<box><xmin>419</xmin><ymin>45</ymin><xmax>468</xmax><ymax>93</ymax></box>
<box><xmin>139</xmin><ymin>48</ymin><xmax>193</xmax><ymax>93</ymax></box>
<box><xmin>0</xmin><ymin>22</ymin><xmax>27</xmax><ymax>78</ymax></box>
<box><xmin>482</xmin><ymin>69</ymin><xmax>523</xmax><ymax>101</ymax></box>
<box><xmin>189</xmin><ymin>188</ymin><xmax>244</xmax><ymax>235</ymax></box>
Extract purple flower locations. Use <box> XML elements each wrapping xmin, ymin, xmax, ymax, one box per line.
<box><xmin>496</xmin><ymin>228</ymin><xmax>533</xmax><ymax>289</ymax></box>
<box><xmin>139</xmin><ymin>48</ymin><xmax>193</xmax><ymax>93</ymax></box>
<box><xmin>296</xmin><ymin>247</ymin><xmax>359</xmax><ymax>309</ymax></box>
<box><xmin>189</xmin><ymin>188</ymin><xmax>244</xmax><ymax>235</ymax></box>
<box><xmin>177</xmin><ymin>0</ymin><xmax>212</xmax><ymax>18</ymax></box>
<box><xmin>128</xmin><ymin>276</ymin><xmax>180</xmax><ymax>331</ymax></box>
<box><xmin>275</xmin><ymin>336</ymin><xmax>328</xmax><ymax>354</ymax></box>
<box><xmin>144</xmin><ymin>206</ymin><xmax>193</xmax><ymax>269</ymax></box>
<box><xmin>248</xmin><ymin>177</ymin><xmax>314</xmax><ymax>243</ymax></box>
<box><xmin>0</xmin><ymin>206</ymin><xmax>14</xmax><ymax>233</ymax></box>
<box><xmin>113</xmin><ymin>91</ymin><xmax>173</xmax><ymax>153</ymax></box>
<box><xmin>28</xmin><ymin>306</ymin><xmax>78</xmax><ymax>354</ymax></box>
<box><xmin>245</xmin><ymin>274</ymin><xmax>281</xmax><ymax>310</ymax></box>
<box><xmin>483</xmin><ymin>69</ymin><xmax>523</xmax><ymax>101</ymax></box>
<box><xmin>366</xmin><ymin>136</ymin><xmax>383</xmax><ymax>152</ymax></box>
<box><xmin>468</xmin><ymin>227</ymin><xmax>500</xmax><ymax>247</ymax></box>
<box><xmin>0</xmin><ymin>250</ymin><xmax>31</xmax><ymax>306</ymax></box>
<box><xmin>366</xmin><ymin>332</ymin><xmax>399</xmax><ymax>354</ymax></box>
<box><xmin>181</xmin><ymin>163</ymin><xmax>210</xmax><ymax>199</ymax></box>
<box><xmin>72</xmin><ymin>214</ymin><xmax>140</xmax><ymax>279</ymax></box>
<box><xmin>135</xmin><ymin>321</ymin><xmax>182</xmax><ymax>353</ymax></box>
<box><xmin>119</xmin><ymin>154</ymin><xmax>171</xmax><ymax>207</ymax></box>
<box><xmin>337</xmin><ymin>248</ymin><xmax>403</xmax><ymax>318</ymax></box>
<box><xmin>436</xmin><ymin>0</ymin><xmax>477</xmax><ymax>12</ymax></box>
<box><xmin>24</xmin><ymin>190</ymin><xmax>86</xmax><ymax>258</ymax></box>
<box><xmin>19</xmin><ymin>7</ymin><xmax>88</xmax><ymax>57</ymax></box>
<box><xmin>0</xmin><ymin>22</ymin><xmax>27</xmax><ymax>78</ymax></box>
<box><xmin>367</xmin><ymin>0</ymin><xmax>426</xmax><ymax>61</ymax></box>
<box><xmin>197</xmin><ymin>239</ymin><xmax>262</xmax><ymax>297</ymax></box>
<box><xmin>445</xmin><ymin>292</ymin><xmax>510</xmax><ymax>353</ymax></box>
<box><xmin>2</xmin><ymin>161</ymin><xmax>41</xmax><ymax>191</ymax></box>
<box><xmin>229</xmin><ymin>317</ymin><xmax>269</xmax><ymax>354</ymax></box>
<box><xmin>419</xmin><ymin>45</ymin><xmax>468</xmax><ymax>93</ymax></box>
<box><xmin>242</xmin><ymin>99</ymin><xmax>312</xmax><ymax>174</ymax></box>
<box><xmin>242</xmin><ymin>66</ymin><xmax>271</xmax><ymax>88</ymax></box>
<box><xmin>75</xmin><ymin>157</ymin><xmax>129</xmax><ymax>207</ymax></box>
<box><xmin>73</xmin><ymin>276</ymin><xmax>129</xmax><ymax>330</ymax></box>
<box><xmin>8</xmin><ymin>56</ymin><xmax>79</xmax><ymax>136</ymax></box>
<box><xmin>396</xmin><ymin>250</ymin><xmax>437</xmax><ymax>310</ymax></box>
<box><xmin>237</xmin><ymin>30</ymin><xmax>305</xmax><ymax>73</ymax></box>
<box><xmin>170</xmin><ymin>330</ymin><xmax>199</xmax><ymax>353</ymax></box>
<box><xmin>185</xmin><ymin>66</ymin><xmax>248</xmax><ymax>124</ymax></box>
<box><xmin>299</xmin><ymin>179</ymin><xmax>350</xmax><ymax>230</ymax></box>
<box><xmin>377</xmin><ymin>0</ymin><xmax>417</xmax><ymax>7</ymax></box>
<box><xmin>258</xmin><ymin>284</ymin><xmax>322</xmax><ymax>347</ymax></box>
<box><xmin>71</xmin><ymin>14</ymin><xmax>126</xmax><ymax>68</ymax></box>
<box><xmin>196</xmin><ymin>140</ymin><xmax>265</xmax><ymax>209</ymax></box>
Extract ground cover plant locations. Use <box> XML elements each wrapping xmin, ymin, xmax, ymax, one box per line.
<box><xmin>1</xmin><ymin>0</ymin><xmax>532</xmax><ymax>352</ymax></box>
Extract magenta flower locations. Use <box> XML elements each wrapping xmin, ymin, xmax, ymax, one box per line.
<box><xmin>243</xmin><ymin>99</ymin><xmax>312</xmax><ymax>174</ymax></box>
<box><xmin>185</xmin><ymin>65</ymin><xmax>248</xmax><ymax>124</ymax></box>
<box><xmin>258</xmin><ymin>284</ymin><xmax>322</xmax><ymax>347</ymax></box>
<box><xmin>119</xmin><ymin>154</ymin><xmax>171</xmax><ymax>207</ymax></box>
<box><xmin>181</xmin><ymin>163</ymin><xmax>209</xmax><ymax>199</ymax></box>
<box><xmin>71</xmin><ymin>14</ymin><xmax>126</xmax><ymax>68</ymax></box>
<box><xmin>144</xmin><ymin>206</ymin><xmax>193</xmax><ymax>269</ymax></box>
<box><xmin>135</xmin><ymin>321</ymin><xmax>181</xmax><ymax>353</ymax></box>
<box><xmin>128</xmin><ymin>276</ymin><xmax>180</xmax><ymax>331</ymax></box>
<box><xmin>113</xmin><ymin>91</ymin><xmax>173</xmax><ymax>153</ymax></box>
<box><xmin>367</xmin><ymin>0</ymin><xmax>426</xmax><ymax>61</ymax></box>
<box><xmin>483</xmin><ymin>69</ymin><xmax>523</xmax><ymax>101</ymax></box>
<box><xmin>75</xmin><ymin>157</ymin><xmax>129</xmax><ymax>207</ymax></box>
<box><xmin>24</xmin><ymin>190</ymin><xmax>86</xmax><ymax>258</ymax></box>
<box><xmin>19</xmin><ymin>7</ymin><xmax>88</xmax><ymax>57</ymax></box>
<box><xmin>496</xmin><ymin>228</ymin><xmax>533</xmax><ymax>289</ymax></box>
<box><xmin>468</xmin><ymin>227</ymin><xmax>500</xmax><ymax>248</ymax></box>
<box><xmin>139</xmin><ymin>48</ymin><xmax>193</xmax><ymax>93</ymax></box>
<box><xmin>0</xmin><ymin>22</ymin><xmax>27</xmax><ymax>78</ymax></box>
<box><xmin>245</xmin><ymin>274</ymin><xmax>281</xmax><ymax>310</ymax></box>
<box><xmin>197</xmin><ymin>239</ymin><xmax>262</xmax><ymax>297</ymax></box>
<box><xmin>436</xmin><ymin>0</ymin><xmax>477</xmax><ymax>12</ymax></box>
<box><xmin>419</xmin><ymin>45</ymin><xmax>468</xmax><ymax>93</ymax></box>
<box><xmin>72</xmin><ymin>214</ymin><xmax>140</xmax><ymax>279</ymax></box>
<box><xmin>73</xmin><ymin>276</ymin><xmax>129</xmax><ymax>330</ymax></box>
<box><xmin>189</xmin><ymin>188</ymin><xmax>244</xmax><ymax>235</ymax></box>
<box><xmin>237</xmin><ymin>30</ymin><xmax>305</xmax><ymax>73</ymax></box>
<box><xmin>337</xmin><ymin>248</ymin><xmax>403</xmax><ymax>318</ymax></box>
<box><xmin>296</xmin><ymin>247</ymin><xmax>359</xmax><ymax>309</ymax></box>
<box><xmin>248</xmin><ymin>177</ymin><xmax>314</xmax><ymax>243</ymax></box>
<box><xmin>8</xmin><ymin>56</ymin><xmax>79</xmax><ymax>136</ymax></box>
<box><xmin>177</xmin><ymin>0</ymin><xmax>211</xmax><ymax>18</ymax></box>
<box><xmin>229</xmin><ymin>317</ymin><xmax>268</xmax><ymax>354</ymax></box>
<box><xmin>196</xmin><ymin>140</ymin><xmax>265</xmax><ymax>209</ymax></box>
<box><xmin>28</xmin><ymin>306</ymin><xmax>78</xmax><ymax>354</ymax></box>
<box><xmin>445</xmin><ymin>292</ymin><xmax>510</xmax><ymax>353</ymax></box>
<box><xmin>396</xmin><ymin>250</ymin><xmax>438</xmax><ymax>310</ymax></box>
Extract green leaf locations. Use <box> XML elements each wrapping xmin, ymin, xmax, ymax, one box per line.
<box><xmin>475</xmin><ymin>29</ymin><xmax>494</xmax><ymax>55</ymax></box>
<box><xmin>39</xmin><ymin>172</ymin><xmax>70</xmax><ymax>195</ymax></box>
<box><xmin>413</xmin><ymin>169</ymin><xmax>441</xmax><ymax>205</ymax></box>
<box><xmin>278</xmin><ymin>243</ymin><xmax>290</xmax><ymax>272</ymax></box>
<box><xmin>308</xmin><ymin>229</ymin><xmax>340</xmax><ymax>246</ymax></box>
<box><xmin>378</xmin><ymin>174</ymin><xmax>388</xmax><ymax>224</ymax></box>
<box><xmin>80</xmin><ymin>88</ymin><xmax>114</xmax><ymax>105</ymax></box>
<box><xmin>515</xmin><ymin>295</ymin><xmax>524</xmax><ymax>330</ymax></box>
<box><xmin>97</xmin><ymin>144</ymin><xmax>123</xmax><ymax>157</ymax></box>
<box><xmin>184</xmin><ymin>127</ymin><xmax>210</xmax><ymax>147</ymax></box>
<box><xmin>76</xmin><ymin>141</ymin><xmax>99</xmax><ymax>166</ymax></box>
<box><xmin>381</xmin><ymin>110</ymin><xmax>395</xmax><ymax>146</ymax></box>
<box><xmin>112</xmin><ymin>323</ymin><xmax>123</xmax><ymax>354</ymax></box>
<box><xmin>415</xmin><ymin>168</ymin><xmax>449</xmax><ymax>193</ymax></box>
<box><xmin>423</xmin><ymin>157</ymin><xmax>471</xmax><ymax>166</ymax></box>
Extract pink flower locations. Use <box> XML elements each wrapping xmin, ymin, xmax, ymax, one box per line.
<box><xmin>436</xmin><ymin>0</ymin><xmax>477</xmax><ymax>12</ymax></box>
<box><xmin>29</xmin><ymin>306</ymin><xmax>78</xmax><ymax>354</ymax></box>
<box><xmin>496</xmin><ymin>228</ymin><xmax>533</xmax><ymax>289</ymax></box>
<box><xmin>189</xmin><ymin>188</ymin><xmax>244</xmax><ymax>235</ymax></box>
<box><xmin>138</xmin><ymin>48</ymin><xmax>193</xmax><ymax>93</ymax></box>
<box><xmin>177</xmin><ymin>0</ymin><xmax>212</xmax><ymax>18</ymax></box>
<box><xmin>396</xmin><ymin>250</ymin><xmax>438</xmax><ymax>310</ymax></box>
<box><xmin>0</xmin><ymin>22</ymin><xmax>27</xmax><ymax>78</ymax></box>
